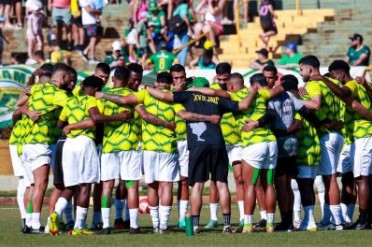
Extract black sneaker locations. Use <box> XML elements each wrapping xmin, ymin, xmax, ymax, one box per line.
<box><xmin>22</xmin><ymin>224</ymin><xmax>31</xmax><ymax>234</ymax></box>
<box><xmin>101</xmin><ymin>227</ymin><xmax>111</xmax><ymax>235</ymax></box>
<box><xmin>90</xmin><ymin>222</ymin><xmax>103</xmax><ymax>231</ymax></box>
<box><xmin>274</xmin><ymin>222</ymin><xmax>292</xmax><ymax>232</ymax></box>
<box><xmin>30</xmin><ymin>226</ymin><xmax>45</xmax><ymax>234</ymax></box>
<box><xmin>356</xmin><ymin>221</ymin><xmax>371</xmax><ymax>230</ymax></box>
<box><xmin>254</xmin><ymin>219</ymin><xmax>267</xmax><ymax>229</ymax></box>
<box><xmin>129</xmin><ymin>227</ymin><xmax>143</xmax><ymax>234</ymax></box>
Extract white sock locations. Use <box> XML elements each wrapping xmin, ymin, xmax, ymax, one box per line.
<box><xmin>238</xmin><ymin>201</ymin><xmax>244</xmax><ymax>221</ymax></box>
<box><xmin>330</xmin><ymin>204</ymin><xmax>343</xmax><ymax>225</ymax></box>
<box><xmin>244</xmin><ymin>215</ymin><xmax>253</xmax><ymax>224</ymax></box>
<box><xmin>26</xmin><ymin>213</ymin><xmax>32</xmax><ymax>227</ymax></box>
<box><xmin>210</xmin><ymin>203</ymin><xmax>218</xmax><ymax>221</ymax></box>
<box><xmin>303</xmin><ymin>205</ymin><xmax>316</xmax><ymax>228</ymax></box>
<box><xmin>260</xmin><ymin>210</ymin><xmax>267</xmax><ymax>220</ymax></box>
<box><xmin>129</xmin><ymin>208</ymin><xmax>139</xmax><ymax>229</ymax></box>
<box><xmin>159</xmin><ymin>205</ymin><xmax>171</xmax><ymax>230</ymax></box>
<box><xmin>64</xmin><ymin>200</ymin><xmax>73</xmax><ymax>223</ymax></box>
<box><xmin>179</xmin><ymin>200</ymin><xmax>188</xmax><ymax>220</ymax></box>
<box><xmin>74</xmin><ymin>206</ymin><xmax>88</xmax><ymax>229</ymax></box>
<box><xmin>267</xmin><ymin>213</ymin><xmax>275</xmax><ymax>224</ymax></box>
<box><xmin>346</xmin><ymin>204</ymin><xmax>355</xmax><ymax>223</ymax></box>
<box><xmin>321</xmin><ymin>203</ymin><xmax>331</xmax><ymax>224</ymax></box>
<box><xmin>102</xmin><ymin>208</ymin><xmax>110</xmax><ymax>229</ymax></box>
<box><xmin>149</xmin><ymin>206</ymin><xmax>159</xmax><ymax>229</ymax></box>
<box><xmin>291</xmin><ymin>179</ymin><xmax>301</xmax><ymax>221</ymax></box>
<box><xmin>115</xmin><ymin>199</ymin><xmax>125</xmax><ymax>220</ymax></box>
<box><xmin>124</xmin><ymin>200</ymin><xmax>130</xmax><ymax>221</ymax></box>
<box><xmin>340</xmin><ymin>203</ymin><xmax>348</xmax><ymax>222</ymax></box>
<box><xmin>31</xmin><ymin>212</ymin><xmax>41</xmax><ymax>229</ymax></box>
<box><xmin>315</xmin><ymin>176</ymin><xmax>325</xmax><ymax>218</ymax></box>
<box><xmin>17</xmin><ymin>178</ymin><xmax>27</xmax><ymax>219</ymax></box>
<box><xmin>92</xmin><ymin>211</ymin><xmax>102</xmax><ymax>225</ymax></box>
<box><xmin>55</xmin><ymin>197</ymin><xmax>68</xmax><ymax>219</ymax></box>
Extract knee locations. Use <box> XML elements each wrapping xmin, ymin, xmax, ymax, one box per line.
<box><xmin>234</xmin><ymin>174</ymin><xmax>244</xmax><ymax>185</ymax></box>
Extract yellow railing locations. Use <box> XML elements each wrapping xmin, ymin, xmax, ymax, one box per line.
<box><xmin>172</xmin><ymin>33</ymin><xmax>208</xmax><ymax>54</ymax></box>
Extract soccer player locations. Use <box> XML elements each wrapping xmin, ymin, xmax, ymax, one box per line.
<box><xmin>321</xmin><ymin>60</ymin><xmax>372</xmax><ymax>229</ymax></box>
<box><xmin>20</xmin><ymin>63</ymin><xmax>72</xmax><ymax>233</ymax></box>
<box><xmin>298</xmin><ymin>55</ymin><xmax>344</xmax><ymax>230</ymax></box>
<box><xmin>146</xmin><ymin>41</ymin><xmax>178</xmax><ymax>73</ymax></box>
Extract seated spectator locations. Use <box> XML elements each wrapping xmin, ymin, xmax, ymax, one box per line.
<box><xmin>146</xmin><ymin>41</ymin><xmax>178</xmax><ymax>73</ymax></box>
<box><xmin>249</xmin><ymin>48</ymin><xmax>274</xmax><ymax>70</ymax></box>
<box><xmin>188</xmin><ymin>40</ymin><xmax>218</xmax><ymax>69</ymax></box>
<box><xmin>34</xmin><ymin>50</ymin><xmax>46</xmax><ymax>65</ymax></box>
<box><xmin>194</xmin><ymin>0</ymin><xmax>223</xmax><ymax>48</ymax></box>
<box><xmin>277</xmin><ymin>42</ymin><xmax>303</xmax><ymax>69</ymax></box>
<box><xmin>104</xmin><ymin>40</ymin><xmax>125</xmax><ymax>68</ymax></box>
<box><xmin>258</xmin><ymin>0</ymin><xmax>277</xmax><ymax>48</ymax></box>
<box><xmin>50</xmin><ymin>37</ymin><xmax>72</xmax><ymax>65</ymax></box>
<box><xmin>346</xmin><ymin>33</ymin><xmax>370</xmax><ymax>66</ymax></box>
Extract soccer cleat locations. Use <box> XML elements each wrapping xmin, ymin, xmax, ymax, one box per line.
<box><xmin>274</xmin><ymin>222</ymin><xmax>292</xmax><ymax>232</ymax></box>
<box><xmin>101</xmin><ymin>228</ymin><xmax>111</xmax><ymax>235</ymax></box>
<box><xmin>318</xmin><ymin>222</ymin><xmax>343</xmax><ymax>231</ymax></box>
<box><xmin>204</xmin><ymin>219</ymin><xmax>218</xmax><ymax>229</ymax></box>
<box><xmin>266</xmin><ymin>222</ymin><xmax>274</xmax><ymax>233</ymax></box>
<box><xmin>22</xmin><ymin>225</ymin><xmax>31</xmax><ymax>234</ymax></box>
<box><xmin>68</xmin><ymin>229</ymin><xmax>95</xmax><ymax>236</ymax></box>
<box><xmin>114</xmin><ymin>218</ymin><xmax>126</xmax><ymax>230</ymax></box>
<box><xmin>49</xmin><ymin>212</ymin><xmax>59</xmax><ymax>235</ymax></box>
<box><xmin>355</xmin><ymin>222</ymin><xmax>370</xmax><ymax>230</ymax></box>
<box><xmin>293</xmin><ymin>219</ymin><xmax>301</xmax><ymax>229</ymax></box>
<box><xmin>254</xmin><ymin>219</ymin><xmax>267</xmax><ymax>229</ymax></box>
<box><xmin>90</xmin><ymin>222</ymin><xmax>103</xmax><ymax>231</ymax></box>
<box><xmin>242</xmin><ymin>223</ymin><xmax>253</xmax><ymax>234</ymax></box>
<box><xmin>234</xmin><ymin>219</ymin><xmax>244</xmax><ymax>233</ymax></box>
<box><xmin>129</xmin><ymin>227</ymin><xmax>143</xmax><ymax>234</ymax></box>
<box><xmin>222</xmin><ymin>226</ymin><xmax>232</xmax><ymax>234</ymax></box>
<box><xmin>30</xmin><ymin>226</ymin><xmax>45</xmax><ymax>234</ymax></box>
<box><xmin>193</xmin><ymin>227</ymin><xmax>201</xmax><ymax>235</ymax></box>
<box><xmin>178</xmin><ymin>218</ymin><xmax>186</xmax><ymax>229</ymax></box>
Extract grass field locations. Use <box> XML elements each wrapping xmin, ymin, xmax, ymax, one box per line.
<box><xmin>0</xmin><ymin>204</ymin><xmax>371</xmax><ymax>247</ymax></box>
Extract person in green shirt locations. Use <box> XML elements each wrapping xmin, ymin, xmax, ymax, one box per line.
<box><xmin>277</xmin><ymin>42</ymin><xmax>303</xmax><ymax>69</ymax></box>
<box><xmin>146</xmin><ymin>41</ymin><xmax>178</xmax><ymax>73</ymax></box>
<box><xmin>346</xmin><ymin>33</ymin><xmax>370</xmax><ymax>66</ymax></box>
<box><xmin>148</xmin><ymin>0</ymin><xmax>166</xmax><ymax>35</ymax></box>
<box><xmin>103</xmin><ymin>40</ymin><xmax>126</xmax><ymax>68</ymax></box>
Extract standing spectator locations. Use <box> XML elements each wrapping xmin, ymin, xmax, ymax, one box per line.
<box><xmin>148</xmin><ymin>0</ymin><xmax>166</xmax><ymax>38</ymax></box>
<box><xmin>71</xmin><ymin>0</ymin><xmax>84</xmax><ymax>51</ymax></box>
<box><xmin>136</xmin><ymin>11</ymin><xmax>150</xmax><ymax>68</ymax></box>
<box><xmin>277</xmin><ymin>42</ymin><xmax>303</xmax><ymax>69</ymax></box>
<box><xmin>0</xmin><ymin>16</ymin><xmax>9</xmax><ymax>66</ymax></box>
<box><xmin>80</xmin><ymin>0</ymin><xmax>103</xmax><ymax>64</ymax></box>
<box><xmin>130</xmin><ymin>0</ymin><xmax>148</xmax><ymax>24</ymax></box>
<box><xmin>172</xmin><ymin>0</ymin><xmax>194</xmax><ymax>66</ymax></box>
<box><xmin>1</xmin><ymin>0</ymin><xmax>13</xmax><ymax>29</ymax></box>
<box><xmin>146</xmin><ymin>41</ymin><xmax>178</xmax><ymax>73</ymax></box>
<box><xmin>12</xmin><ymin>0</ymin><xmax>23</xmax><ymax>29</ymax></box>
<box><xmin>103</xmin><ymin>40</ymin><xmax>125</xmax><ymax>68</ymax></box>
<box><xmin>258</xmin><ymin>0</ymin><xmax>277</xmax><ymax>48</ymax></box>
<box><xmin>346</xmin><ymin>33</ymin><xmax>370</xmax><ymax>66</ymax></box>
<box><xmin>25</xmin><ymin>0</ymin><xmax>45</xmax><ymax>65</ymax></box>
<box><xmin>124</xmin><ymin>18</ymin><xmax>137</xmax><ymax>63</ymax></box>
<box><xmin>48</xmin><ymin>0</ymin><xmax>72</xmax><ymax>49</ymax></box>
<box><xmin>249</xmin><ymin>48</ymin><xmax>274</xmax><ymax>70</ymax></box>
<box><xmin>188</xmin><ymin>40</ymin><xmax>218</xmax><ymax>69</ymax></box>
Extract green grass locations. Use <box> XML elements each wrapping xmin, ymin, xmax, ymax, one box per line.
<box><xmin>0</xmin><ymin>205</ymin><xmax>370</xmax><ymax>247</ymax></box>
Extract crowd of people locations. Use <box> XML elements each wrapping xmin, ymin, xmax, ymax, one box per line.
<box><xmin>7</xmin><ymin>49</ymin><xmax>372</xmax><ymax>237</ymax></box>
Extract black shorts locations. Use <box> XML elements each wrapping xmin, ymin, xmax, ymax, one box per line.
<box><xmin>53</xmin><ymin>135</ymin><xmax>66</xmax><ymax>186</ymax></box>
<box><xmin>275</xmin><ymin>156</ymin><xmax>298</xmax><ymax>177</ymax></box>
<box><xmin>188</xmin><ymin>144</ymin><xmax>229</xmax><ymax>186</ymax></box>
<box><xmin>71</xmin><ymin>16</ymin><xmax>82</xmax><ymax>27</ymax></box>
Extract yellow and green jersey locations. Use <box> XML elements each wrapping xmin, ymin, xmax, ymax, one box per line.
<box><xmin>345</xmin><ymin>80</ymin><xmax>372</xmax><ymax>139</ymax></box>
<box><xmin>174</xmin><ymin>103</ymin><xmax>187</xmax><ymax>141</ymax></box>
<box><xmin>24</xmin><ymin>83</ymin><xmax>69</xmax><ymax>145</ymax></box>
<box><xmin>9</xmin><ymin>118</ymin><xmax>25</xmax><ymax>145</ymax></box>
<box><xmin>221</xmin><ymin>87</ymin><xmax>249</xmax><ymax>145</ymax></box>
<box><xmin>134</xmin><ymin>89</ymin><xmax>178</xmax><ymax>153</ymax></box>
<box><xmin>295</xmin><ymin>112</ymin><xmax>320</xmax><ymax>166</ymax></box>
<box><xmin>340</xmin><ymin>101</ymin><xmax>354</xmax><ymax>145</ymax></box>
<box><xmin>59</xmin><ymin>95</ymin><xmax>98</xmax><ymax>139</ymax></box>
<box><xmin>99</xmin><ymin>87</ymin><xmax>141</xmax><ymax>153</ymax></box>
<box><xmin>210</xmin><ymin>83</ymin><xmax>221</xmax><ymax>90</ymax></box>
<box><xmin>237</xmin><ymin>89</ymin><xmax>276</xmax><ymax>147</ymax></box>
<box><xmin>306</xmin><ymin>78</ymin><xmax>343</xmax><ymax>136</ymax></box>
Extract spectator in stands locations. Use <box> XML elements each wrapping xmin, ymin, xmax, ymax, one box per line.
<box><xmin>172</xmin><ymin>0</ymin><xmax>194</xmax><ymax>66</ymax></box>
<box><xmin>80</xmin><ymin>0</ymin><xmax>103</xmax><ymax>64</ymax></box>
<box><xmin>71</xmin><ymin>0</ymin><xmax>85</xmax><ymax>51</ymax></box>
<box><xmin>13</xmin><ymin>0</ymin><xmax>23</xmax><ymax>29</ymax></box>
<box><xmin>131</xmin><ymin>0</ymin><xmax>148</xmax><ymax>24</ymax></box>
<box><xmin>10</xmin><ymin>53</ymin><xmax>22</xmax><ymax>64</ymax></box>
<box><xmin>146</xmin><ymin>40</ymin><xmax>178</xmax><ymax>73</ymax></box>
<box><xmin>233</xmin><ymin>0</ymin><xmax>248</xmax><ymax>23</ymax></box>
<box><xmin>34</xmin><ymin>50</ymin><xmax>46</xmax><ymax>65</ymax></box>
<box><xmin>136</xmin><ymin>11</ymin><xmax>151</xmax><ymax>68</ymax></box>
<box><xmin>1</xmin><ymin>0</ymin><xmax>22</xmax><ymax>29</ymax></box>
<box><xmin>194</xmin><ymin>0</ymin><xmax>224</xmax><ymax>48</ymax></box>
<box><xmin>25</xmin><ymin>0</ymin><xmax>45</xmax><ymax>65</ymax></box>
<box><xmin>104</xmin><ymin>40</ymin><xmax>125</xmax><ymax>68</ymax></box>
<box><xmin>189</xmin><ymin>40</ymin><xmax>218</xmax><ymax>69</ymax></box>
<box><xmin>50</xmin><ymin>36</ymin><xmax>71</xmax><ymax>65</ymax></box>
<box><xmin>123</xmin><ymin>18</ymin><xmax>137</xmax><ymax>63</ymax></box>
<box><xmin>148</xmin><ymin>0</ymin><xmax>166</xmax><ymax>38</ymax></box>
<box><xmin>48</xmin><ymin>0</ymin><xmax>72</xmax><ymax>49</ymax></box>
<box><xmin>277</xmin><ymin>42</ymin><xmax>303</xmax><ymax>69</ymax></box>
<box><xmin>0</xmin><ymin>16</ymin><xmax>9</xmax><ymax>66</ymax></box>
<box><xmin>147</xmin><ymin>22</ymin><xmax>157</xmax><ymax>53</ymax></box>
<box><xmin>346</xmin><ymin>33</ymin><xmax>370</xmax><ymax>66</ymax></box>
<box><xmin>249</xmin><ymin>48</ymin><xmax>274</xmax><ymax>70</ymax></box>
<box><xmin>166</xmin><ymin>0</ymin><xmax>197</xmax><ymax>21</ymax></box>
<box><xmin>258</xmin><ymin>0</ymin><xmax>277</xmax><ymax>48</ymax></box>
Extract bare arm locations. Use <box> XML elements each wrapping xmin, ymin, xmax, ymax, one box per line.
<box><xmin>355</xmin><ymin>76</ymin><xmax>372</xmax><ymax>100</ymax></box>
<box><xmin>238</xmin><ymin>88</ymin><xmax>257</xmax><ymax>111</ymax></box>
<box><xmin>62</xmin><ymin>119</ymin><xmax>95</xmax><ymax>135</ymax></box>
<box><xmin>146</xmin><ymin>87</ymin><xmax>174</xmax><ymax>102</ymax></box>
<box><xmin>317</xmin><ymin>76</ymin><xmax>351</xmax><ymax>99</ymax></box>
<box><xmin>177</xmin><ymin>110</ymin><xmax>221</xmax><ymax>124</ymax></box>
<box><xmin>136</xmin><ymin>105</ymin><xmax>176</xmax><ymax>131</ymax></box>
<box><xmin>83</xmin><ymin>5</ymin><xmax>101</xmax><ymax>15</ymax></box>
<box><xmin>89</xmin><ymin>106</ymin><xmax>133</xmax><ymax>123</ymax></box>
<box><xmin>352</xmin><ymin>53</ymin><xmax>368</xmax><ymax>66</ymax></box>
<box><xmin>301</xmin><ymin>95</ymin><xmax>321</xmax><ymax>110</ymax></box>
<box><xmin>96</xmin><ymin>92</ymin><xmax>139</xmax><ymax>106</ymax></box>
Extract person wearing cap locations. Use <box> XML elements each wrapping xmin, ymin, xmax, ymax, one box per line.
<box><xmin>104</xmin><ymin>40</ymin><xmax>126</xmax><ymax>68</ymax></box>
<box><xmin>148</xmin><ymin>0</ymin><xmax>166</xmax><ymax>35</ymax></box>
<box><xmin>189</xmin><ymin>40</ymin><xmax>219</xmax><ymax>69</ymax></box>
<box><xmin>277</xmin><ymin>42</ymin><xmax>303</xmax><ymax>69</ymax></box>
<box><xmin>146</xmin><ymin>41</ymin><xmax>178</xmax><ymax>73</ymax></box>
<box><xmin>346</xmin><ymin>33</ymin><xmax>370</xmax><ymax>66</ymax></box>
<box><xmin>249</xmin><ymin>48</ymin><xmax>274</xmax><ymax>70</ymax></box>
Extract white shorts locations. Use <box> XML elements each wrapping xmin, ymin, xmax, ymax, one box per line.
<box><xmin>177</xmin><ymin>140</ymin><xmax>189</xmax><ymax>177</ymax></box>
<box><xmin>101</xmin><ymin>150</ymin><xmax>142</xmax><ymax>181</ymax></box>
<box><xmin>62</xmin><ymin>136</ymin><xmax>100</xmax><ymax>187</ymax></box>
<box><xmin>319</xmin><ymin>133</ymin><xmax>344</xmax><ymax>176</ymax></box>
<box><xmin>226</xmin><ymin>144</ymin><xmax>242</xmax><ymax>165</ymax></box>
<box><xmin>242</xmin><ymin>142</ymin><xmax>278</xmax><ymax>170</ymax></box>
<box><xmin>126</xmin><ymin>29</ymin><xmax>137</xmax><ymax>45</ymax></box>
<box><xmin>297</xmin><ymin>165</ymin><xmax>318</xmax><ymax>179</ymax></box>
<box><xmin>353</xmin><ymin>137</ymin><xmax>372</xmax><ymax>177</ymax></box>
<box><xmin>9</xmin><ymin>145</ymin><xmax>24</xmax><ymax>177</ymax></box>
<box><xmin>336</xmin><ymin>144</ymin><xmax>354</xmax><ymax>174</ymax></box>
<box><xmin>143</xmin><ymin>150</ymin><xmax>179</xmax><ymax>184</ymax></box>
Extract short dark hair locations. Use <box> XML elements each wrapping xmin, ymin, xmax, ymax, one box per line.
<box><xmin>52</xmin><ymin>63</ymin><xmax>70</xmax><ymax>76</ymax></box>
<box><xmin>95</xmin><ymin>62</ymin><xmax>111</xmax><ymax>75</ymax></box>
<box><xmin>263</xmin><ymin>65</ymin><xmax>278</xmax><ymax>75</ymax></box>
<box><xmin>127</xmin><ymin>63</ymin><xmax>144</xmax><ymax>75</ymax></box>
<box><xmin>157</xmin><ymin>72</ymin><xmax>173</xmax><ymax>84</ymax></box>
<box><xmin>68</xmin><ymin>66</ymin><xmax>77</xmax><ymax>78</ymax></box>
<box><xmin>216</xmin><ymin>62</ymin><xmax>231</xmax><ymax>75</ymax></box>
<box><xmin>229</xmin><ymin>72</ymin><xmax>244</xmax><ymax>83</ymax></box>
<box><xmin>170</xmin><ymin>64</ymin><xmax>186</xmax><ymax>73</ymax></box>
<box><xmin>114</xmin><ymin>67</ymin><xmax>130</xmax><ymax>81</ymax></box>
<box><xmin>39</xmin><ymin>63</ymin><xmax>54</xmax><ymax>74</ymax></box>
<box><xmin>281</xmin><ymin>74</ymin><xmax>298</xmax><ymax>91</ymax></box>
<box><xmin>250</xmin><ymin>73</ymin><xmax>267</xmax><ymax>87</ymax></box>
<box><xmin>299</xmin><ymin>55</ymin><xmax>320</xmax><ymax>69</ymax></box>
<box><xmin>328</xmin><ymin>60</ymin><xmax>350</xmax><ymax>74</ymax></box>
<box><xmin>34</xmin><ymin>50</ymin><xmax>44</xmax><ymax>59</ymax></box>
<box><xmin>83</xmin><ymin>75</ymin><xmax>104</xmax><ymax>89</ymax></box>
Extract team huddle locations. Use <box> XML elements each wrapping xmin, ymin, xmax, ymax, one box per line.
<box><xmin>8</xmin><ymin>55</ymin><xmax>372</xmax><ymax>236</ymax></box>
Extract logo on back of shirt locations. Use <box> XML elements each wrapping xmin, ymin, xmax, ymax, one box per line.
<box><xmin>193</xmin><ymin>94</ymin><xmax>219</xmax><ymax>104</ymax></box>
<box><xmin>190</xmin><ymin>122</ymin><xmax>206</xmax><ymax>142</ymax></box>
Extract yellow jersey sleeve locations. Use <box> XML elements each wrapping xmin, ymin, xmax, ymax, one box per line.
<box><xmin>258</xmin><ymin>88</ymin><xmax>271</xmax><ymax>101</ymax></box>
<box><xmin>86</xmin><ymin>96</ymin><xmax>97</xmax><ymax>110</ymax></box>
<box><xmin>53</xmin><ymin>91</ymin><xmax>69</xmax><ymax>107</ymax></box>
<box><xmin>306</xmin><ymin>81</ymin><xmax>321</xmax><ymax>98</ymax></box>
<box><xmin>59</xmin><ymin>106</ymin><xmax>68</xmax><ymax>122</ymax></box>
<box><xmin>133</xmin><ymin>89</ymin><xmax>147</xmax><ymax>104</ymax></box>
<box><xmin>97</xmin><ymin>99</ymin><xmax>105</xmax><ymax>113</ymax></box>
<box><xmin>345</xmin><ymin>80</ymin><xmax>358</xmax><ymax>98</ymax></box>
<box><xmin>173</xmin><ymin>103</ymin><xmax>185</xmax><ymax>114</ymax></box>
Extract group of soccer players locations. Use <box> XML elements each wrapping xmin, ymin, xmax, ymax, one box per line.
<box><xmin>8</xmin><ymin>54</ymin><xmax>372</xmax><ymax>236</ymax></box>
